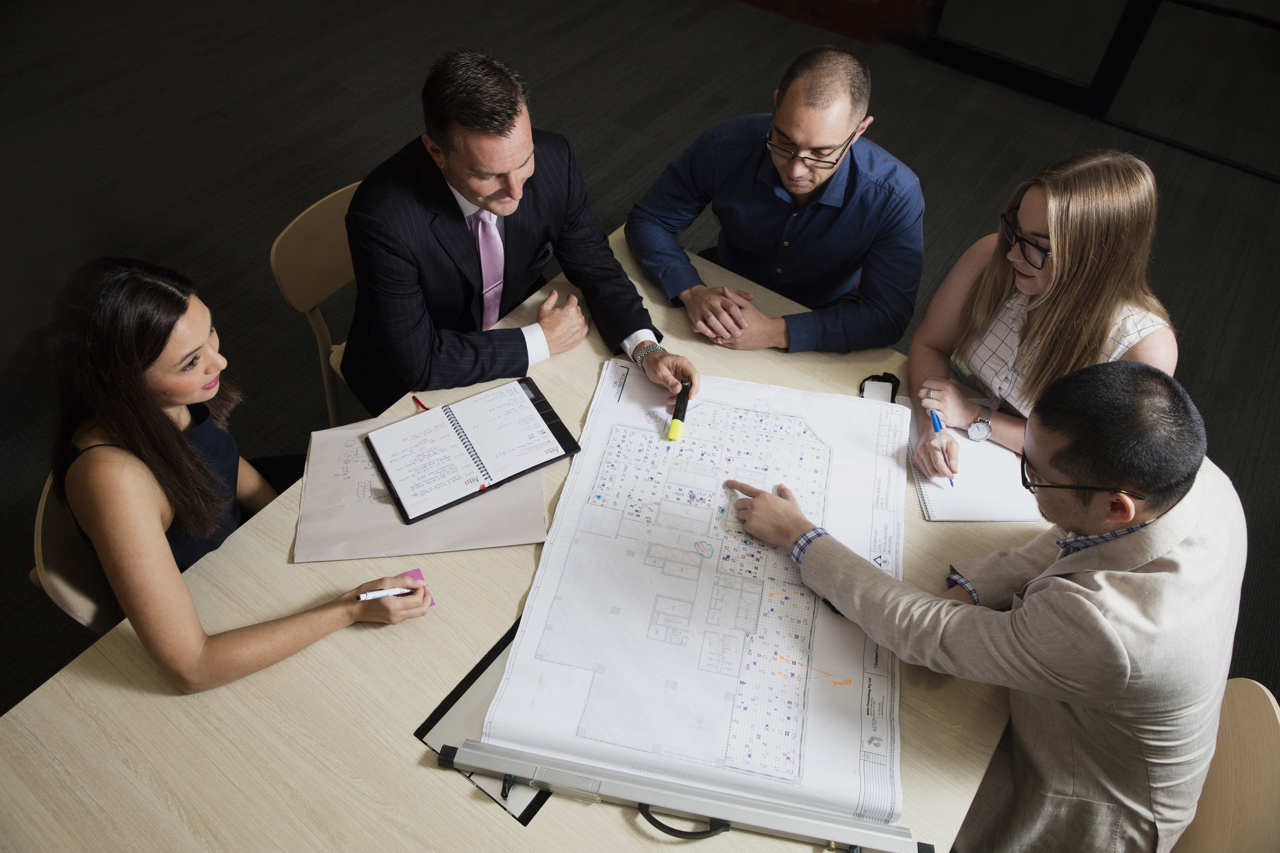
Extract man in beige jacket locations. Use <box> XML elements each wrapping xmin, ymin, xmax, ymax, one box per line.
<box><xmin>728</xmin><ymin>361</ymin><xmax>1247</xmax><ymax>853</ymax></box>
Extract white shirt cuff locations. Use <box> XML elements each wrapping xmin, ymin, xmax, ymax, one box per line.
<box><xmin>621</xmin><ymin>329</ymin><xmax>658</xmax><ymax>360</ymax></box>
<box><xmin>521</xmin><ymin>323</ymin><xmax>551</xmax><ymax>367</ymax></box>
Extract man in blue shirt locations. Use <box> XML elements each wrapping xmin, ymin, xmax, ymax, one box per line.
<box><xmin>625</xmin><ymin>47</ymin><xmax>924</xmax><ymax>353</ymax></box>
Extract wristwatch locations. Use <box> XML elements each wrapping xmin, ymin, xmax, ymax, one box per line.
<box><xmin>631</xmin><ymin>342</ymin><xmax>665</xmax><ymax>370</ymax></box>
<box><xmin>968</xmin><ymin>405</ymin><xmax>993</xmax><ymax>442</ymax></box>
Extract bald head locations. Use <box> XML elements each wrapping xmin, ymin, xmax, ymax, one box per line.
<box><xmin>776</xmin><ymin>47</ymin><xmax>870</xmax><ymax>119</ymax></box>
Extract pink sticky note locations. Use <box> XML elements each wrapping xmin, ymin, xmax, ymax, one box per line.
<box><xmin>397</xmin><ymin>569</ymin><xmax>436</xmax><ymax>606</ymax></box>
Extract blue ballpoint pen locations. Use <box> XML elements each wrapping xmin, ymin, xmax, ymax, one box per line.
<box><xmin>929</xmin><ymin>409</ymin><xmax>955</xmax><ymax>487</ymax></box>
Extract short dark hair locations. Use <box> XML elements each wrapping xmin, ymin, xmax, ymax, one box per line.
<box><xmin>421</xmin><ymin>48</ymin><xmax>530</xmax><ymax>153</ymax></box>
<box><xmin>776</xmin><ymin>46</ymin><xmax>870</xmax><ymax>120</ymax></box>
<box><xmin>1032</xmin><ymin>361</ymin><xmax>1206</xmax><ymax>512</ymax></box>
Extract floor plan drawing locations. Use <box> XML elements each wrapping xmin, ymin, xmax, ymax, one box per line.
<box><xmin>485</xmin><ymin>361</ymin><xmax>912</xmax><ymax>821</ymax></box>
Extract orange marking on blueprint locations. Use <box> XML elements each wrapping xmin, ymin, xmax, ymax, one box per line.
<box><xmin>775</xmin><ymin>655</ymin><xmax>832</xmax><ymax>679</ymax></box>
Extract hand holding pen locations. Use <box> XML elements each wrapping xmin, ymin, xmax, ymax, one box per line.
<box><xmin>911</xmin><ymin>409</ymin><xmax>960</xmax><ymax>485</ymax></box>
<box><xmin>929</xmin><ymin>411</ymin><xmax>955</xmax><ymax>487</ymax></box>
<box><xmin>345</xmin><ymin>576</ymin><xmax>432</xmax><ymax>625</ymax></box>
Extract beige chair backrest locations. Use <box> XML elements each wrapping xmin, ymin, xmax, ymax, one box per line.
<box><xmin>270</xmin><ymin>182</ymin><xmax>360</xmax><ymax>428</ymax></box>
<box><xmin>1172</xmin><ymin>677</ymin><xmax>1280</xmax><ymax>853</ymax></box>
<box><xmin>33</xmin><ymin>474</ymin><xmax>123</xmax><ymax>635</ymax></box>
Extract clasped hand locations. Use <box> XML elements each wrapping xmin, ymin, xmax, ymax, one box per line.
<box><xmin>724</xmin><ymin>480</ymin><xmax>814</xmax><ymax>549</ymax></box>
<box><xmin>680</xmin><ymin>285</ymin><xmax>788</xmax><ymax>350</ymax></box>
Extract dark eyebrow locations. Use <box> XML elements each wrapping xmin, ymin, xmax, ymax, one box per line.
<box><xmin>473</xmin><ymin>148</ymin><xmax>535</xmax><ymax>178</ymax></box>
<box><xmin>175</xmin><ymin>323</ymin><xmax>214</xmax><ymax>366</ymax></box>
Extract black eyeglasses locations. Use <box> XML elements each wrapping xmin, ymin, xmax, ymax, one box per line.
<box><xmin>1020</xmin><ymin>454</ymin><xmax>1147</xmax><ymax>500</ymax></box>
<box><xmin>1000</xmin><ymin>212</ymin><xmax>1051</xmax><ymax>270</ymax></box>
<box><xmin>765</xmin><ymin>122</ymin><xmax>859</xmax><ymax>171</ymax></box>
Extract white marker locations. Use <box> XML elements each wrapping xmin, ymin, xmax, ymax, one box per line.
<box><xmin>357</xmin><ymin>587</ymin><xmax>414</xmax><ymax>601</ymax></box>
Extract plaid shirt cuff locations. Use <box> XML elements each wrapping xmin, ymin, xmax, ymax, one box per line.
<box><xmin>790</xmin><ymin>527</ymin><xmax>829</xmax><ymax>566</ymax></box>
<box><xmin>946</xmin><ymin>571</ymin><xmax>980</xmax><ymax>605</ymax></box>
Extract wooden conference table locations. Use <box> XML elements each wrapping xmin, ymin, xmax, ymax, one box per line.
<box><xmin>0</xmin><ymin>229</ymin><xmax>1048</xmax><ymax>852</ymax></box>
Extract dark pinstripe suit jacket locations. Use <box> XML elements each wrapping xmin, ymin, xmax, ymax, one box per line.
<box><xmin>343</xmin><ymin>132</ymin><xmax>658</xmax><ymax>415</ymax></box>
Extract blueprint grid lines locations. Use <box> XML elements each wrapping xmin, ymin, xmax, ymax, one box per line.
<box><xmin>485</xmin><ymin>362</ymin><xmax>911</xmax><ymax>821</ymax></box>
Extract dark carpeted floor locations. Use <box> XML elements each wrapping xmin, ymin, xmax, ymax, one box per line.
<box><xmin>2</xmin><ymin>0</ymin><xmax>1276</xmax><ymax>715</ymax></box>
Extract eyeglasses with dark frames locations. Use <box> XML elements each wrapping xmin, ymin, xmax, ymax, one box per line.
<box><xmin>764</xmin><ymin>122</ymin><xmax>860</xmax><ymax>171</ymax></box>
<box><xmin>1020</xmin><ymin>454</ymin><xmax>1147</xmax><ymax>500</ymax></box>
<box><xmin>1000</xmin><ymin>212</ymin><xmax>1051</xmax><ymax>270</ymax></box>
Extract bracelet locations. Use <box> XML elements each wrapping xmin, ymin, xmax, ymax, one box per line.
<box><xmin>632</xmin><ymin>343</ymin><xmax>665</xmax><ymax>369</ymax></box>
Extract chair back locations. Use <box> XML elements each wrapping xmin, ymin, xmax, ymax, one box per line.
<box><xmin>269</xmin><ymin>182</ymin><xmax>360</xmax><ymax>427</ymax></box>
<box><xmin>269</xmin><ymin>182</ymin><xmax>360</xmax><ymax>313</ymax></box>
<box><xmin>1172</xmin><ymin>677</ymin><xmax>1280</xmax><ymax>853</ymax></box>
<box><xmin>33</xmin><ymin>474</ymin><xmax>123</xmax><ymax>635</ymax></box>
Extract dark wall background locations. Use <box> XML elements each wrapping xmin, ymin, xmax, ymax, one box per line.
<box><xmin>2</xmin><ymin>0</ymin><xmax>1275</xmax><ymax>714</ymax></box>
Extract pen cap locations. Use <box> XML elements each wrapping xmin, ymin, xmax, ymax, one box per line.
<box><xmin>929</xmin><ymin>410</ymin><xmax>944</xmax><ymax>432</ymax></box>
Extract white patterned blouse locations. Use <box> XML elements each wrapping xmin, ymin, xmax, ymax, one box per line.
<box><xmin>954</xmin><ymin>292</ymin><xmax>1169</xmax><ymax>417</ymax></box>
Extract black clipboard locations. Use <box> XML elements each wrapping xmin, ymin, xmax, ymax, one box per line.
<box><xmin>414</xmin><ymin>620</ymin><xmax>552</xmax><ymax>826</ymax></box>
<box><xmin>366</xmin><ymin>377</ymin><xmax>580</xmax><ymax>525</ymax></box>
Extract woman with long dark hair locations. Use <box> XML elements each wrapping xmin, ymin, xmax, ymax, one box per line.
<box><xmin>52</xmin><ymin>258</ymin><xmax>430</xmax><ymax>692</ymax></box>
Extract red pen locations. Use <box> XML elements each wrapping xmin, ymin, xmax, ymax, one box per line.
<box><xmin>412</xmin><ymin>395</ymin><xmax>428</xmax><ymax>411</ymax></box>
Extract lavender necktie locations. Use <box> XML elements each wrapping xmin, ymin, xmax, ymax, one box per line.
<box><xmin>474</xmin><ymin>209</ymin><xmax>504</xmax><ymax>331</ymax></box>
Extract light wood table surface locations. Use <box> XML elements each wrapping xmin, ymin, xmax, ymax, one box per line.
<box><xmin>0</xmin><ymin>228</ymin><xmax>1047</xmax><ymax>852</ymax></box>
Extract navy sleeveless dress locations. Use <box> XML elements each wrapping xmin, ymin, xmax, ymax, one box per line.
<box><xmin>64</xmin><ymin>403</ymin><xmax>243</xmax><ymax>571</ymax></box>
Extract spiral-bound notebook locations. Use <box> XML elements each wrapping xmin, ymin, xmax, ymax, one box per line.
<box><xmin>365</xmin><ymin>378</ymin><xmax>580</xmax><ymax>525</ymax></box>
<box><xmin>902</xmin><ymin>398</ymin><xmax>1042</xmax><ymax>522</ymax></box>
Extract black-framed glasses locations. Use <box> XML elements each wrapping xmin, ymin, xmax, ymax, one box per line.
<box><xmin>1000</xmin><ymin>212</ymin><xmax>1051</xmax><ymax>270</ymax></box>
<box><xmin>765</xmin><ymin>122</ymin><xmax>859</xmax><ymax>171</ymax></box>
<box><xmin>1020</xmin><ymin>454</ymin><xmax>1147</xmax><ymax>500</ymax></box>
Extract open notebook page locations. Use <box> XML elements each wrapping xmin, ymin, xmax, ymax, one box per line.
<box><xmin>446</xmin><ymin>382</ymin><xmax>563</xmax><ymax>483</ymax></box>
<box><xmin>901</xmin><ymin>398</ymin><xmax>1042</xmax><ymax>522</ymax></box>
<box><xmin>367</xmin><ymin>382</ymin><xmax>566</xmax><ymax>522</ymax></box>
<box><xmin>366</xmin><ymin>408</ymin><xmax>485</xmax><ymax>520</ymax></box>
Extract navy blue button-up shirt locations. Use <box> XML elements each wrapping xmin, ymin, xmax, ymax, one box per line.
<box><xmin>625</xmin><ymin>114</ymin><xmax>924</xmax><ymax>353</ymax></box>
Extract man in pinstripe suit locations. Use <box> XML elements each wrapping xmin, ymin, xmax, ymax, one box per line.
<box><xmin>343</xmin><ymin>49</ymin><xmax>698</xmax><ymax>416</ymax></box>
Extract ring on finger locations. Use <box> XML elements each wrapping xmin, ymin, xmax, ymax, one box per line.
<box><xmin>927</xmin><ymin>389</ymin><xmax>934</xmax><ymax>400</ymax></box>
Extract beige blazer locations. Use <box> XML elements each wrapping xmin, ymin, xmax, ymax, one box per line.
<box><xmin>800</xmin><ymin>458</ymin><xmax>1247</xmax><ymax>853</ymax></box>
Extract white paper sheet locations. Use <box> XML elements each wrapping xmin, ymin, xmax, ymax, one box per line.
<box><xmin>483</xmin><ymin>360</ymin><xmax>908</xmax><ymax>823</ymax></box>
<box><xmin>293</xmin><ymin>416</ymin><xmax>546</xmax><ymax>563</ymax></box>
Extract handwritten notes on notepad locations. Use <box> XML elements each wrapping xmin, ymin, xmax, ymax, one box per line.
<box><xmin>902</xmin><ymin>399</ymin><xmax>1042</xmax><ymax>522</ymax></box>
<box><xmin>365</xmin><ymin>379</ymin><xmax>577</xmax><ymax>524</ymax></box>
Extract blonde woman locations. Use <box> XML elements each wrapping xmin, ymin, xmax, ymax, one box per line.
<box><xmin>910</xmin><ymin>151</ymin><xmax>1178</xmax><ymax>479</ymax></box>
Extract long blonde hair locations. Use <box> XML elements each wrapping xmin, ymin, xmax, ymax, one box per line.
<box><xmin>955</xmin><ymin>150</ymin><xmax>1170</xmax><ymax>405</ymax></box>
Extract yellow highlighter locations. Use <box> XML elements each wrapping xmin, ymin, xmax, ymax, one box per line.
<box><xmin>668</xmin><ymin>381</ymin><xmax>691</xmax><ymax>441</ymax></box>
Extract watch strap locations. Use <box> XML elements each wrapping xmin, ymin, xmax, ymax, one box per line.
<box><xmin>632</xmin><ymin>342</ymin><xmax>665</xmax><ymax>368</ymax></box>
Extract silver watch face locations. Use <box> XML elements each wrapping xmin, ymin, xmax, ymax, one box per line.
<box><xmin>968</xmin><ymin>420</ymin><xmax>992</xmax><ymax>442</ymax></box>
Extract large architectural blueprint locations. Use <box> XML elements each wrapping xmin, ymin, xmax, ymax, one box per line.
<box><xmin>484</xmin><ymin>361</ymin><xmax>911</xmax><ymax>821</ymax></box>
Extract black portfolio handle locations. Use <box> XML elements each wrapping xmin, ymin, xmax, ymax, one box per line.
<box><xmin>637</xmin><ymin>803</ymin><xmax>730</xmax><ymax>839</ymax></box>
